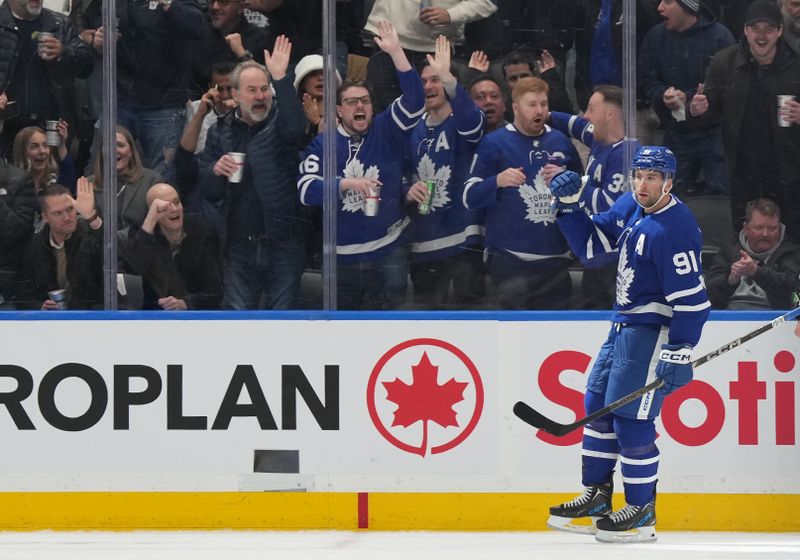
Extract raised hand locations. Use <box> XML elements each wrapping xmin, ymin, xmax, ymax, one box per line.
<box><xmin>374</xmin><ymin>20</ymin><xmax>401</xmax><ymax>55</ymax></box>
<box><xmin>538</xmin><ymin>49</ymin><xmax>556</xmax><ymax>74</ymax></box>
<box><xmin>426</xmin><ymin>35</ymin><xmax>453</xmax><ymax>82</ymax></box>
<box><xmin>264</xmin><ymin>35</ymin><xmax>291</xmax><ymax>81</ymax></box>
<box><xmin>224</xmin><ymin>32</ymin><xmax>246</xmax><ymax>58</ymax></box>
<box><xmin>74</xmin><ymin>176</ymin><xmax>96</xmax><ymax>220</ymax></box>
<box><xmin>468</xmin><ymin>50</ymin><xmax>489</xmax><ymax>73</ymax></box>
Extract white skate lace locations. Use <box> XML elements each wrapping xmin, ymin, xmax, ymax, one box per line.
<box><xmin>562</xmin><ymin>487</ymin><xmax>594</xmax><ymax>508</ymax></box>
<box><xmin>608</xmin><ymin>504</ymin><xmax>641</xmax><ymax>523</ymax></box>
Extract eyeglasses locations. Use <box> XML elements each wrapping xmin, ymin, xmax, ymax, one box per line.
<box><xmin>213</xmin><ymin>84</ymin><xmax>233</xmax><ymax>93</ymax></box>
<box><xmin>340</xmin><ymin>96</ymin><xmax>372</xmax><ymax>107</ymax></box>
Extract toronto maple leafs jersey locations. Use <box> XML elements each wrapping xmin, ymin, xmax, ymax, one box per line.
<box><xmin>463</xmin><ymin>124</ymin><xmax>582</xmax><ymax>264</ymax></box>
<box><xmin>297</xmin><ymin>69</ymin><xmax>425</xmax><ymax>263</ymax></box>
<box><xmin>549</xmin><ymin>111</ymin><xmax>636</xmax><ymax>214</ymax></box>
<box><xmin>558</xmin><ymin>192</ymin><xmax>710</xmax><ymax>346</ymax></box>
<box><xmin>408</xmin><ymin>83</ymin><xmax>484</xmax><ymax>262</ymax></box>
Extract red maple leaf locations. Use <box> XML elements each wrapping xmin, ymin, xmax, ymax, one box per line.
<box><xmin>382</xmin><ymin>352</ymin><xmax>468</xmax><ymax>456</ymax></box>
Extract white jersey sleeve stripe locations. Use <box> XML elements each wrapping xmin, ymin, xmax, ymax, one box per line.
<box><xmin>458</xmin><ymin>120</ymin><xmax>484</xmax><ymax>137</ymax></box>
<box><xmin>463</xmin><ymin>177</ymin><xmax>481</xmax><ymax>208</ymax></box>
<box><xmin>618</xmin><ymin>302</ymin><xmax>673</xmax><ymax>317</ymax></box>
<box><xmin>298</xmin><ymin>174</ymin><xmax>321</xmax><ymax>205</ymax></box>
<box><xmin>665</xmin><ymin>281</ymin><xmax>706</xmax><ymax>302</ymax></box>
<box><xmin>673</xmin><ymin>300</ymin><xmax>712</xmax><ymax>312</ymax></box>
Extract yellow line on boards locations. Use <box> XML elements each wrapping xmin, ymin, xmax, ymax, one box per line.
<box><xmin>0</xmin><ymin>492</ymin><xmax>796</xmax><ymax>532</ymax></box>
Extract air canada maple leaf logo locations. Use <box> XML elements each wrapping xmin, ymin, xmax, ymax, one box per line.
<box><xmin>367</xmin><ymin>338</ymin><xmax>484</xmax><ymax>456</ymax></box>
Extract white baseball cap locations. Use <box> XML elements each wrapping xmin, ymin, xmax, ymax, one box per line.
<box><xmin>293</xmin><ymin>54</ymin><xmax>342</xmax><ymax>92</ymax></box>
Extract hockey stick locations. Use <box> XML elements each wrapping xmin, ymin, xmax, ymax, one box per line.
<box><xmin>514</xmin><ymin>306</ymin><xmax>800</xmax><ymax>437</ymax></box>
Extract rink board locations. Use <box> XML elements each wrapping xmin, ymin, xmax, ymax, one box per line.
<box><xmin>0</xmin><ymin>311</ymin><xmax>797</xmax><ymax>531</ymax></box>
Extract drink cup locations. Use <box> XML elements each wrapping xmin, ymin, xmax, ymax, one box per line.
<box><xmin>48</xmin><ymin>289</ymin><xmax>67</xmax><ymax>310</ymax></box>
<box><xmin>228</xmin><ymin>152</ymin><xmax>246</xmax><ymax>183</ymax></box>
<box><xmin>36</xmin><ymin>32</ymin><xmax>54</xmax><ymax>58</ymax></box>
<box><xmin>418</xmin><ymin>180</ymin><xmax>435</xmax><ymax>215</ymax></box>
<box><xmin>363</xmin><ymin>185</ymin><xmax>380</xmax><ymax>216</ymax></box>
<box><xmin>777</xmin><ymin>95</ymin><xmax>795</xmax><ymax>128</ymax></box>
<box><xmin>45</xmin><ymin>120</ymin><xmax>60</xmax><ymax>147</ymax></box>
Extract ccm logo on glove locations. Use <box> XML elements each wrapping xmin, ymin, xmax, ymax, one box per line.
<box><xmin>659</xmin><ymin>347</ymin><xmax>692</xmax><ymax>363</ymax></box>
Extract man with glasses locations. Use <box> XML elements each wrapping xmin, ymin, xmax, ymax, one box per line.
<box><xmin>706</xmin><ymin>198</ymin><xmax>800</xmax><ymax>310</ymax></box>
<box><xmin>298</xmin><ymin>21</ymin><xmax>424</xmax><ymax>310</ymax></box>
<box><xmin>689</xmin><ymin>0</ymin><xmax>800</xmax><ymax>240</ymax></box>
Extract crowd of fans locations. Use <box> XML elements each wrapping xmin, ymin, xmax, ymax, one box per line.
<box><xmin>0</xmin><ymin>0</ymin><xmax>797</xmax><ymax>311</ymax></box>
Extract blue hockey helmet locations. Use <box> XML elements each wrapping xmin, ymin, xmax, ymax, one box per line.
<box><xmin>631</xmin><ymin>146</ymin><xmax>676</xmax><ymax>176</ymax></box>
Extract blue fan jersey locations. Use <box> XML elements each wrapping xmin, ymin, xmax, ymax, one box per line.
<box><xmin>558</xmin><ymin>193</ymin><xmax>711</xmax><ymax>346</ymax></box>
<box><xmin>549</xmin><ymin>111</ymin><xmax>636</xmax><ymax>214</ymax></box>
<box><xmin>464</xmin><ymin>124</ymin><xmax>582</xmax><ymax>264</ymax></box>
<box><xmin>408</xmin><ymin>83</ymin><xmax>484</xmax><ymax>262</ymax></box>
<box><xmin>297</xmin><ymin>69</ymin><xmax>425</xmax><ymax>263</ymax></box>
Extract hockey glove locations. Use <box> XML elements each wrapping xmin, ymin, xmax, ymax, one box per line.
<box><xmin>655</xmin><ymin>343</ymin><xmax>694</xmax><ymax>395</ymax></box>
<box><xmin>549</xmin><ymin>171</ymin><xmax>586</xmax><ymax>216</ymax></box>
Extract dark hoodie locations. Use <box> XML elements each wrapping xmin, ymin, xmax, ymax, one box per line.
<box><xmin>638</xmin><ymin>7</ymin><xmax>734</xmax><ymax>130</ymax></box>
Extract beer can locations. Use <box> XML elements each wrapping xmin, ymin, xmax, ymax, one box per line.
<box><xmin>419</xmin><ymin>0</ymin><xmax>432</xmax><ymax>12</ymax></box>
<box><xmin>777</xmin><ymin>95</ymin><xmax>795</xmax><ymax>128</ymax></box>
<box><xmin>48</xmin><ymin>289</ymin><xmax>67</xmax><ymax>310</ymax></box>
<box><xmin>45</xmin><ymin>120</ymin><xmax>60</xmax><ymax>147</ymax></box>
<box><xmin>418</xmin><ymin>180</ymin><xmax>435</xmax><ymax>215</ymax></box>
<box><xmin>364</xmin><ymin>185</ymin><xmax>380</xmax><ymax>216</ymax></box>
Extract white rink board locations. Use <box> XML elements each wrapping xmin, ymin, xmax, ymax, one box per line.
<box><xmin>0</xmin><ymin>317</ymin><xmax>797</xmax><ymax>493</ymax></box>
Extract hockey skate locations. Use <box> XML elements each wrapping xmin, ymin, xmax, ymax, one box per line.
<box><xmin>546</xmin><ymin>481</ymin><xmax>612</xmax><ymax>535</ymax></box>
<box><xmin>595</xmin><ymin>501</ymin><xmax>657</xmax><ymax>543</ymax></box>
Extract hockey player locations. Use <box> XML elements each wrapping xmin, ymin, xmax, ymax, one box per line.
<box><xmin>546</xmin><ymin>146</ymin><xmax>711</xmax><ymax>543</ymax></box>
<box><xmin>463</xmin><ymin>76</ymin><xmax>582</xmax><ymax>309</ymax></box>
<box><xmin>548</xmin><ymin>84</ymin><xmax>639</xmax><ymax>309</ymax></box>
<box><xmin>406</xmin><ymin>35</ymin><xmax>485</xmax><ymax>308</ymax></box>
<box><xmin>297</xmin><ymin>21</ymin><xmax>424</xmax><ymax>309</ymax></box>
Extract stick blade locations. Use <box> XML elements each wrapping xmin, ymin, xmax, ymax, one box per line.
<box><xmin>513</xmin><ymin>401</ymin><xmax>572</xmax><ymax>437</ymax></box>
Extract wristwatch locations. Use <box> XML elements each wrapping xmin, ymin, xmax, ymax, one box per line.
<box><xmin>238</xmin><ymin>50</ymin><xmax>254</xmax><ymax>62</ymax></box>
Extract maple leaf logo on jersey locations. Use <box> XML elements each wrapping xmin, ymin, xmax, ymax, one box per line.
<box><xmin>416</xmin><ymin>154</ymin><xmax>452</xmax><ymax>211</ymax></box>
<box><xmin>382</xmin><ymin>352</ymin><xmax>467</xmax><ymax>457</ymax></box>
<box><xmin>341</xmin><ymin>157</ymin><xmax>380</xmax><ymax>213</ymax></box>
<box><xmin>518</xmin><ymin>171</ymin><xmax>556</xmax><ymax>225</ymax></box>
<box><xmin>616</xmin><ymin>237</ymin><xmax>634</xmax><ymax>305</ymax></box>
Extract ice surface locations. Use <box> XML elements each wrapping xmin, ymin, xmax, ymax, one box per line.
<box><xmin>0</xmin><ymin>531</ymin><xmax>797</xmax><ymax>560</ymax></box>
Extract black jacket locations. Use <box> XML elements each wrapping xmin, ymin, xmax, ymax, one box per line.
<box><xmin>117</xmin><ymin>0</ymin><xmax>204</xmax><ymax>109</ymax></box>
<box><xmin>0</xmin><ymin>160</ymin><xmax>34</xmax><ymax>303</ymax></box>
<box><xmin>0</xmin><ymin>3</ymin><xmax>94</xmax><ymax>121</ymax></box>
<box><xmin>18</xmin><ymin>219</ymin><xmax>104</xmax><ymax>309</ymax></box>
<box><xmin>119</xmin><ymin>215</ymin><xmax>222</xmax><ymax>310</ymax></box>
<box><xmin>198</xmin><ymin>75</ymin><xmax>307</xmax><ymax>242</ymax></box>
<box><xmin>706</xmin><ymin>235</ymin><xmax>800</xmax><ymax>310</ymax></box>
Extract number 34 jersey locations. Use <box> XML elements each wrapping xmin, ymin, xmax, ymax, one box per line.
<box><xmin>560</xmin><ymin>192</ymin><xmax>711</xmax><ymax>346</ymax></box>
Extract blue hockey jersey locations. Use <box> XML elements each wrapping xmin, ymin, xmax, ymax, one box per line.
<box><xmin>408</xmin><ymin>83</ymin><xmax>484</xmax><ymax>262</ymax></box>
<box><xmin>463</xmin><ymin>124</ymin><xmax>582</xmax><ymax>264</ymax></box>
<box><xmin>558</xmin><ymin>192</ymin><xmax>710</xmax><ymax>346</ymax></box>
<box><xmin>549</xmin><ymin>111</ymin><xmax>636</xmax><ymax>214</ymax></box>
<box><xmin>297</xmin><ymin>69</ymin><xmax>425</xmax><ymax>263</ymax></box>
